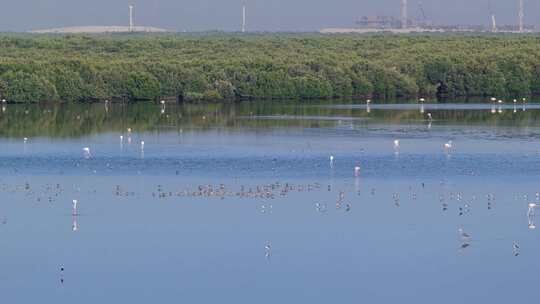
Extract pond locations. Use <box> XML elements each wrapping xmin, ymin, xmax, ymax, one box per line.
<box><xmin>0</xmin><ymin>100</ymin><xmax>539</xmax><ymax>303</ymax></box>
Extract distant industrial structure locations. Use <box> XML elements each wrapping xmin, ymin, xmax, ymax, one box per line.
<box><xmin>242</xmin><ymin>3</ymin><xmax>247</xmax><ymax>33</ymax></box>
<box><xmin>31</xmin><ymin>5</ymin><xmax>169</xmax><ymax>34</ymax></box>
<box><xmin>322</xmin><ymin>0</ymin><xmax>538</xmax><ymax>34</ymax></box>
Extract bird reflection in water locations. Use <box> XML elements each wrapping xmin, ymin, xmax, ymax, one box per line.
<box><xmin>59</xmin><ymin>266</ymin><xmax>65</xmax><ymax>285</ymax></box>
<box><xmin>513</xmin><ymin>241</ymin><xmax>520</xmax><ymax>257</ymax></box>
<box><xmin>458</xmin><ymin>227</ymin><xmax>472</xmax><ymax>253</ymax></box>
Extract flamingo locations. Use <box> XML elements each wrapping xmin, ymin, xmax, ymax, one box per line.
<box><xmin>354</xmin><ymin>166</ymin><xmax>361</xmax><ymax>177</ymax></box>
<box><xmin>83</xmin><ymin>147</ymin><xmax>91</xmax><ymax>159</ymax></box>
<box><xmin>444</xmin><ymin>140</ymin><xmax>453</xmax><ymax>152</ymax></box>
<box><xmin>265</xmin><ymin>242</ymin><xmax>272</xmax><ymax>258</ymax></box>
<box><xmin>72</xmin><ymin>199</ymin><xmax>78</xmax><ymax>216</ymax></box>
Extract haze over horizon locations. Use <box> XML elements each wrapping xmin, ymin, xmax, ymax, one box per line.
<box><xmin>1</xmin><ymin>0</ymin><xmax>539</xmax><ymax>32</ymax></box>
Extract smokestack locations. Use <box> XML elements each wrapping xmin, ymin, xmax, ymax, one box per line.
<box><xmin>401</xmin><ymin>0</ymin><xmax>408</xmax><ymax>29</ymax></box>
<box><xmin>129</xmin><ymin>5</ymin><xmax>134</xmax><ymax>32</ymax></box>
<box><xmin>242</xmin><ymin>5</ymin><xmax>246</xmax><ymax>33</ymax></box>
<box><xmin>518</xmin><ymin>0</ymin><xmax>524</xmax><ymax>33</ymax></box>
<box><xmin>491</xmin><ymin>14</ymin><xmax>497</xmax><ymax>32</ymax></box>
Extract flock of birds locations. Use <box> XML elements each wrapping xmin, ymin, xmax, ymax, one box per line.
<box><xmin>2</xmin><ymin>97</ymin><xmax>538</xmax><ymax>287</ymax></box>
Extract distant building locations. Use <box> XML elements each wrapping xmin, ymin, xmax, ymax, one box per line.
<box><xmin>356</xmin><ymin>16</ymin><xmax>405</xmax><ymax>29</ymax></box>
<box><xmin>31</xmin><ymin>26</ymin><xmax>169</xmax><ymax>34</ymax></box>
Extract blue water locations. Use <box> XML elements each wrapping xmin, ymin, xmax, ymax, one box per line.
<box><xmin>0</xmin><ymin>103</ymin><xmax>539</xmax><ymax>303</ymax></box>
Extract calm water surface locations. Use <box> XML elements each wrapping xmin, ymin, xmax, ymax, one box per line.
<box><xmin>1</xmin><ymin>101</ymin><xmax>539</xmax><ymax>303</ymax></box>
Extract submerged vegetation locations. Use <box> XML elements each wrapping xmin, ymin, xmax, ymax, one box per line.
<box><xmin>0</xmin><ymin>33</ymin><xmax>540</xmax><ymax>102</ymax></box>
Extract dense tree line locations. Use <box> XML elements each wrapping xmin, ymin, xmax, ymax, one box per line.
<box><xmin>0</xmin><ymin>33</ymin><xmax>540</xmax><ymax>103</ymax></box>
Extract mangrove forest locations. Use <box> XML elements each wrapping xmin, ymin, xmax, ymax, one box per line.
<box><xmin>0</xmin><ymin>33</ymin><xmax>540</xmax><ymax>103</ymax></box>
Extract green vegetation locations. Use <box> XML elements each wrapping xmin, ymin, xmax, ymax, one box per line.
<box><xmin>1</xmin><ymin>33</ymin><xmax>540</xmax><ymax>102</ymax></box>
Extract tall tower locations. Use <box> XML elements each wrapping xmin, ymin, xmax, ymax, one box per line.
<box><xmin>491</xmin><ymin>14</ymin><xmax>497</xmax><ymax>32</ymax></box>
<box><xmin>518</xmin><ymin>0</ymin><xmax>524</xmax><ymax>33</ymax></box>
<box><xmin>129</xmin><ymin>5</ymin><xmax>134</xmax><ymax>32</ymax></box>
<box><xmin>242</xmin><ymin>5</ymin><xmax>246</xmax><ymax>33</ymax></box>
<box><xmin>401</xmin><ymin>0</ymin><xmax>408</xmax><ymax>29</ymax></box>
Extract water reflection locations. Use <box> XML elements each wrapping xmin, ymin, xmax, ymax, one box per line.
<box><xmin>2</xmin><ymin>100</ymin><xmax>540</xmax><ymax>303</ymax></box>
<box><xmin>2</xmin><ymin>101</ymin><xmax>540</xmax><ymax>138</ymax></box>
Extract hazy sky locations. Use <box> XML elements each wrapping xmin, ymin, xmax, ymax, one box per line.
<box><xmin>1</xmin><ymin>0</ymin><xmax>539</xmax><ymax>32</ymax></box>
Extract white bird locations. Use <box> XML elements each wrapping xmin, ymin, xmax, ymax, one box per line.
<box><xmin>72</xmin><ymin>199</ymin><xmax>78</xmax><ymax>216</ymax></box>
<box><xmin>120</xmin><ymin>135</ymin><xmax>124</xmax><ymax>142</ymax></box>
<box><xmin>1</xmin><ymin>99</ymin><xmax>5</xmax><ymax>103</ymax></box>
<box><xmin>83</xmin><ymin>147</ymin><xmax>91</xmax><ymax>158</ymax></box>
<box><xmin>140</xmin><ymin>140</ymin><xmax>145</xmax><ymax>151</ymax></box>
<box><xmin>160</xmin><ymin>100</ymin><xmax>166</xmax><ymax>105</ymax></box>
<box><xmin>366</xmin><ymin>99</ymin><xmax>371</xmax><ymax>104</ymax></box>
<box><xmin>419</xmin><ymin>98</ymin><xmax>426</xmax><ymax>102</ymax></box>
<box><xmin>490</xmin><ymin>97</ymin><xmax>497</xmax><ymax>102</ymax></box>
<box><xmin>528</xmin><ymin>208</ymin><xmax>536</xmax><ymax>230</ymax></box>
<box><xmin>513</xmin><ymin>99</ymin><xmax>517</xmax><ymax>103</ymax></box>
<box><xmin>23</xmin><ymin>137</ymin><xmax>28</xmax><ymax>144</ymax></box>
<box><xmin>127</xmin><ymin>128</ymin><xmax>132</xmax><ymax>134</ymax></box>
<box><xmin>427</xmin><ymin>113</ymin><xmax>433</xmax><ymax>121</ymax></box>
<box><xmin>498</xmin><ymin>100</ymin><xmax>503</xmax><ymax>104</ymax></box>
<box><xmin>265</xmin><ymin>242</ymin><xmax>272</xmax><ymax>258</ymax></box>
<box><xmin>354</xmin><ymin>166</ymin><xmax>361</xmax><ymax>177</ymax></box>
<box><xmin>330</xmin><ymin>155</ymin><xmax>335</xmax><ymax>167</ymax></box>
<box><xmin>444</xmin><ymin>140</ymin><xmax>453</xmax><ymax>151</ymax></box>
<box><xmin>394</xmin><ymin>139</ymin><xmax>400</xmax><ymax>149</ymax></box>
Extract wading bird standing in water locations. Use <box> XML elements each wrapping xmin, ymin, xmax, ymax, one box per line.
<box><xmin>354</xmin><ymin>165</ymin><xmax>361</xmax><ymax>177</ymax></box>
<box><xmin>72</xmin><ymin>200</ymin><xmax>78</xmax><ymax>216</ymax></box>
<box><xmin>83</xmin><ymin>147</ymin><xmax>91</xmax><ymax>159</ymax></box>
<box><xmin>528</xmin><ymin>203</ymin><xmax>537</xmax><ymax>229</ymax></box>
<box><xmin>265</xmin><ymin>242</ymin><xmax>272</xmax><ymax>259</ymax></box>
<box><xmin>444</xmin><ymin>141</ymin><xmax>453</xmax><ymax>153</ymax></box>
